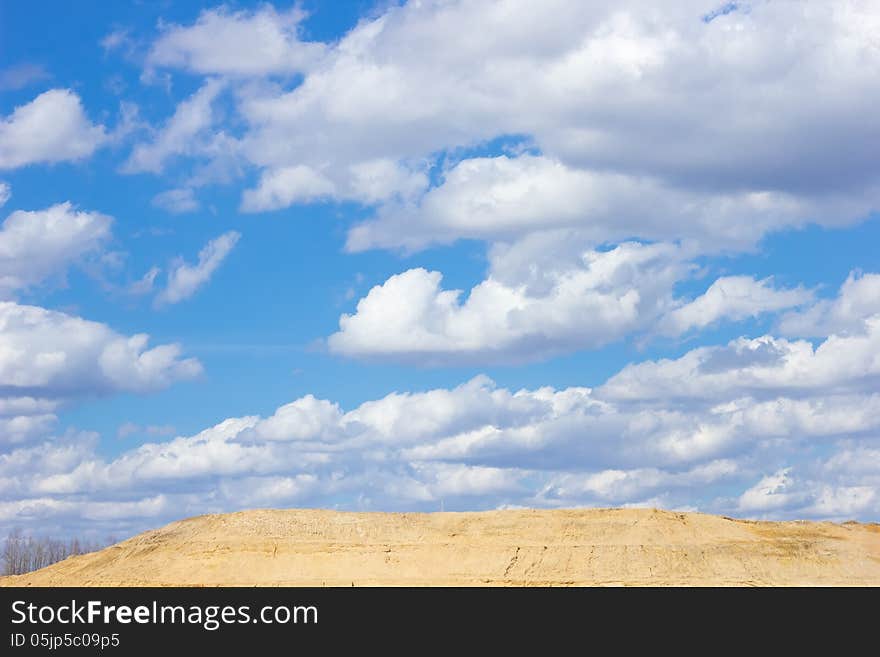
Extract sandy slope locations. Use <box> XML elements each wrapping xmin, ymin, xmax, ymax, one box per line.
<box><xmin>3</xmin><ymin>508</ymin><xmax>880</xmax><ymax>586</ymax></box>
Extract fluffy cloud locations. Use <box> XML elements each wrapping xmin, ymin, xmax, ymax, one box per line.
<box><xmin>345</xmin><ymin>155</ymin><xmax>873</xmax><ymax>253</ymax></box>
<box><xmin>155</xmin><ymin>231</ymin><xmax>240</xmax><ymax>306</ymax></box>
<box><xmin>0</xmin><ymin>203</ymin><xmax>112</xmax><ymax>297</ymax></box>
<box><xmin>598</xmin><ymin>325</ymin><xmax>880</xmax><ymax>402</ymax></box>
<box><xmin>240</xmin><ymin>165</ymin><xmax>336</xmax><ymax>211</ymax></box>
<box><xmin>329</xmin><ymin>241</ymin><xmax>687</xmax><ymax>363</ymax></box>
<box><xmin>779</xmin><ymin>272</ymin><xmax>880</xmax><ymax>338</ymax></box>
<box><xmin>145</xmin><ymin>6</ymin><xmax>325</xmax><ymax>76</ymax></box>
<box><xmin>122</xmin><ymin>80</ymin><xmax>224</xmax><ymax>174</ymax></box>
<box><xmin>0</xmin><ymin>89</ymin><xmax>107</xmax><ymax>169</ymax></box>
<box><xmin>738</xmin><ymin>469</ymin><xmax>797</xmax><ymax>513</ymax></box>
<box><xmin>241</xmin><ymin>159</ymin><xmax>428</xmax><ymax>212</ymax></box>
<box><xmin>657</xmin><ymin>276</ymin><xmax>812</xmax><ymax>337</ymax></box>
<box><xmin>329</xmin><ymin>236</ymin><xmax>811</xmax><ymax>364</ymax></box>
<box><xmin>0</xmin><ymin>302</ymin><xmax>202</xmax><ymax>397</ymax></box>
<box><xmin>0</xmin><ymin>299</ymin><xmax>200</xmax><ymax>454</ymax></box>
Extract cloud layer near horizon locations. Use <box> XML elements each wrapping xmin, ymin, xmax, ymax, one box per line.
<box><xmin>4</xmin><ymin>273</ymin><xmax>879</xmax><ymax>536</ymax></box>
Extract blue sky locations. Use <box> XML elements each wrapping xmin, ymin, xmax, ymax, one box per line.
<box><xmin>1</xmin><ymin>0</ymin><xmax>879</xmax><ymax>538</ymax></box>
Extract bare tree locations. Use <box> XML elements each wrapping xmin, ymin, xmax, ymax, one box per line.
<box><xmin>2</xmin><ymin>529</ymin><xmax>106</xmax><ymax>576</ymax></box>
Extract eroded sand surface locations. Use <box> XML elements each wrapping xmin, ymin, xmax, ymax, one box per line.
<box><xmin>4</xmin><ymin>508</ymin><xmax>880</xmax><ymax>586</ymax></box>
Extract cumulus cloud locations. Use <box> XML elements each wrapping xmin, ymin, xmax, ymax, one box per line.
<box><xmin>0</xmin><ymin>297</ymin><xmax>199</xmax><ymax>455</ymax></box>
<box><xmin>329</xmin><ymin>235</ymin><xmax>814</xmax><ymax>364</ymax></box>
<box><xmin>738</xmin><ymin>469</ymin><xmax>797</xmax><ymax>513</ymax></box>
<box><xmin>0</xmin><ymin>413</ymin><xmax>58</xmax><ymax>448</ymax></box>
<box><xmin>0</xmin><ymin>301</ymin><xmax>202</xmax><ymax>397</ymax></box>
<box><xmin>330</xmin><ymin>240</ymin><xmax>692</xmax><ymax>363</ymax></box>
<box><xmin>240</xmin><ymin>165</ymin><xmax>336</xmax><ymax>211</ymax></box>
<box><xmin>0</xmin><ymin>89</ymin><xmax>107</xmax><ymax>169</ymax></box>
<box><xmin>779</xmin><ymin>272</ymin><xmax>880</xmax><ymax>338</ymax></box>
<box><xmin>241</xmin><ymin>159</ymin><xmax>428</xmax><ymax>212</ymax></box>
<box><xmin>598</xmin><ymin>326</ymin><xmax>880</xmax><ymax>403</ymax></box>
<box><xmin>657</xmin><ymin>276</ymin><xmax>813</xmax><ymax>337</ymax></box>
<box><xmin>0</xmin><ymin>202</ymin><xmax>112</xmax><ymax>297</ymax></box>
<box><xmin>345</xmin><ymin>155</ymin><xmax>872</xmax><ymax>253</ymax></box>
<box><xmin>155</xmin><ymin>231</ymin><xmax>240</xmax><ymax>306</ymax></box>
<box><xmin>145</xmin><ymin>5</ymin><xmax>325</xmax><ymax>76</ymax></box>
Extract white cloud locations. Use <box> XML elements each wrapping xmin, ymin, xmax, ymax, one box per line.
<box><xmin>598</xmin><ymin>324</ymin><xmax>880</xmax><ymax>403</ymax></box>
<box><xmin>221</xmin><ymin>0</ymin><xmax>880</xmax><ymax>229</ymax></box>
<box><xmin>657</xmin><ymin>276</ymin><xmax>812</xmax><ymax>337</ymax></box>
<box><xmin>348</xmin><ymin>159</ymin><xmax>429</xmax><ymax>205</ymax></box>
<box><xmin>0</xmin><ymin>182</ymin><xmax>9</xmax><ymax>207</ymax></box>
<box><xmin>253</xmin><ymin>395</ymin><xmax>342</xmax><ymax>442</ymax></box>
<box><xmin>808</xmin><ymin>485</ymin><xmax>877</xmax><ymax>518</ymax></box>
<box><xmin>0</xmin><ymin>301</ymin><xmax>202</xmax><ymax>397</ymax></box>
<box><xmin>0</xmin><ymin>414</ymin><xmax>58</xmax><ymax>448</ymax></box>
<box><xmin>152</xmin><ymin>187</ymin><xmax>200</xmax><ymax>214</ymax></box>
<box><xmin>0</xmin><ymin>89</ymin><xmax>107</xmax><ymax>169</ymax></box>
<box><xmin>345</xmin><ymin>155</ymin><xmax>871</xmax><ymax>253</ymax></box>
<box><xmin>155</xmin><ymin>231</ymin><xmax>240</xmax><ymax>306</ymax></box>
<box><xmin>330</xmin><ymin>235</ymin><xmax>816</xmax><ymax>364</ymax></box>
<box><xmin>738</xmin><ymin>469</ymin><xmax>797</xmax><ymax>513</ymax></box>
<box><xmin>542</xmin><ymin>460</ymin><xmax>739</xmax><ymax>504</ymax></box>
<box><xmin>122</xmin><ymin>79</ymin><xmax>224</xmax><ymax>174</ymax></box>
<box><xmin>146</xmin><ymin>6</ymin><xmax>325</xmax><ymax>77</ymax></box>
<box><xmin>779</xmin><ymin>272</ymin><xmax>880</xmax><ymax>338</ymax></box>
<box><xmin>0</xmin><ymin>202</ymin><xmax>112</xmax><ymax>297</ymax></box>
<box><xmin>241</xmin><ymin>159</ymin><xmax>428</xmax><ymax>212</ymax></box>
<box><xmin>240</xmin><ymin>165</ymin><xmax>336</xmax><ymax>211</ymax></box>
<box><xmin>329</xmin><ymin>240</ymin><xmax>692</xmax><ymax>363</ymax></box>
<box><xmin>0</xmin><ymin>296</ymin><xmax>199</xmax><ymax>460</ymax></box>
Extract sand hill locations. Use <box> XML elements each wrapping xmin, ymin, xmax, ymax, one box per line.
<box><xmin>4</xmin><ymin>508</ymin><xmax>880</xmax><ymax>586</ymax></box>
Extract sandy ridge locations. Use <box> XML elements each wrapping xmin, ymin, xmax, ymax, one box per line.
<box><xmin>3</xmin><ymin>508</ymin><xmax>879</xmax><ymax>586</ymax></box>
